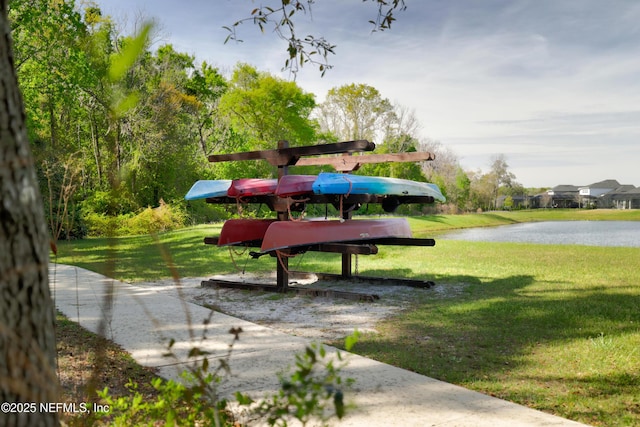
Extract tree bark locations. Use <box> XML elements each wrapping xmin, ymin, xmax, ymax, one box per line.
<box><xmin>0</xmin><ymin>1</ymin><xmax>59</xmax><ymax>425</ymax></box>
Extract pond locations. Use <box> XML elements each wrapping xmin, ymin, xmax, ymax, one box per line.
<box><xmin>441</xmin><ymin>221</ymin><xmax>640</xmax><ymax>247</ymax></box>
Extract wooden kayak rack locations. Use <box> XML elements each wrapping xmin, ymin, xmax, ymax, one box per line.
<box><xmin>199</xmin><ymin>140</ymin><xmax>439</xmax><ymax>301</ymax></box>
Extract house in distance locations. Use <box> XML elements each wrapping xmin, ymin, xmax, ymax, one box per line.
<box><xmin>498</xmin><ymin>179</ymin><xmax>640</xmax><ymax>209</ymax></box>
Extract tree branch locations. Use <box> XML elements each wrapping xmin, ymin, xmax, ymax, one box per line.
<box><xmin>224</xmin><ymin>0</ymin><xmax>406</xmax><ymax>77</ymax></box>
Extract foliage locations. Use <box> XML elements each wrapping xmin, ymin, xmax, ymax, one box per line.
<box><xmin>237</xmin><ymin>334</ymin><xmax>358</xmax><ymax>426</ymax></box>
<box><xmin>224</xmin><ymin>0</ymin><xmax>407</xmax><ymax>76</ymax></box>
<box><xmin>11</xmin><ymin>2</ymin><xmax>322</xmax><ymax>233</ymax></box>
<box><xmin>96</xmin><ymin>374</ymin><xmax>231</xmax><ymax>427</ymax></box>
<box><xmin>487</xmin><ymin>154</ymin><xmax>517</xmax><ymax>209</ymax></box>
<box><xmin>84</xmin><ymin>201</ymin><xmax>186</xmax><ymax>237</ymax></box>
<box><xmin>315</xmin><ymin>83</ymin><xmax>394</xmax><ymax>142</ymax></box>
<box><xmin>95</xmin><ymin>324</ymin><xmax>358</xmax><ymax>427</ymax></box>
<box><xmin>40</xmin><ymin>154</ymin><xmax>87</xmax><ymax>240</ymax></box>
<box><xmin>95</xmin><ymin>322</ymin><xmax>240</xmax><ymax>427</ymax></box>
<box><xmin>219</xmin><ymin>63</ymin><xmax>318</xmax><ymax>150</ymax></box>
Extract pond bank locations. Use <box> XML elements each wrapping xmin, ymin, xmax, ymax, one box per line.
<box><xmin>442</xmin><ymin>220</ymin><xmax>640</xmax><ymax>247</ymax></box>
<box><xmin>407</xmin><ymin>209</ymin><xmax>640</xmax><ymax>237</ymax></box>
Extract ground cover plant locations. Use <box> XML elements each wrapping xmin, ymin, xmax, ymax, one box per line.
<box><xmin>54</xmin><ymin>210</ymin><xmax>640</xmax><ymax>426</ymax></box>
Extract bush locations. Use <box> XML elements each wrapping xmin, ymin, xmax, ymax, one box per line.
<box><xmin>126</xmin><ymin>200</ymin><xmax>186</xmax><ymax>234</ymax></box>
<box><xmin>93</xmin><ymin>328</ymin><xmax>359</xmax><ymax>427</ymax></box>
<box><xmin>82</xmin><ymin>187</ymin><xmax>137</xmax><ymax>216</ymax></box>
<box><xmin>84</xmin><ymin>201</ymin><xmax>186</xmax><ymax>237</ymax></box>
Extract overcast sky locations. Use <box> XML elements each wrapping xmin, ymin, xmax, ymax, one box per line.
<box><xmin>94</xmin><ymin>0</ymin><xmax>640</xmax><ymax>188</ymax></box>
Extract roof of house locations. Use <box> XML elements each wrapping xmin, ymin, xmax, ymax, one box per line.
<box><xmin>582</xmin><ymin>179</ymin><xmax>621</xmax><ymax>189</ymax></box>
<box><xmin>614</xmin><ymin>185</ymin><xmax>636</xmax><ymax>193</ymax></box>
<box><xmin>611</xmin><ymin>186</ymin><xmax>640</xmax><ymax>196</ymax></box>
<box><xmin>551</xmin><ymin>185</ymin><xmax>580</xmax><ymax>192</ymax></box>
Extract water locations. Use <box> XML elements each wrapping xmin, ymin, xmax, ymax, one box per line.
<box><xmin>441</xmin><ymin>221</ymin><xmax>640</xmax><ymax>247</ymax></box>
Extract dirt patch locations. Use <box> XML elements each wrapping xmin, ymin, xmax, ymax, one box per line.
<box><xmin>135</xmin><ymin>272</ymin><xmax>464</xmax><ymax>341</ymax></box>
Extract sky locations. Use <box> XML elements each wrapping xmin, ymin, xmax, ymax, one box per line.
<box><xmin>93</xmin><ymin>0</ymin><xmax>640</xmax><ymax>188</ymax></box>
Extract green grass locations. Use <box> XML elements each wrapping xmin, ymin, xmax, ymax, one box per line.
<box><xmin>53</xmin><ymin>210</ymin><xmax>640</xmax><ymax>426</ymax></box>
<box><xmin>405</xmin><ymin>208</ymin><xmax>640</xmax><ymax>235</ymax></box>
<box><xmin>346</xmin><ymin>241</ymin><xmax>640</xmax><ymax>426</ymax></box>
<box><xmin>55</xmin><ymin>224</ymin><xmax>276</xmax><ymax>282</ymax></box>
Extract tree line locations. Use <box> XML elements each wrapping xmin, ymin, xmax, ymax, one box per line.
<box><xmin>10</xmin><ymin>0</ymin><xmax>524</xmax><ymax>239</ymax></box>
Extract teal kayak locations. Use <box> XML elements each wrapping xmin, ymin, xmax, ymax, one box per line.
<box><xmin>311</xmin><ymin>173</ymin><xmax>446</xmax><ymax>202</ymax></box>
<box><xmin>184</xmin><ymin>180</ymin><xmax>232</xmax><ymax>200</ymax></box>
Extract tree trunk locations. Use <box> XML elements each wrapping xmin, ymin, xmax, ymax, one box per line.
<box><xmin>90</xmin><ymin>111</ymin><xmax>103</xmax><ymax>187</ymax></box>
<box><xmin>0</xmin><ymin>2</ymin><xmax>59</xmax><ymax>426</ymax></box>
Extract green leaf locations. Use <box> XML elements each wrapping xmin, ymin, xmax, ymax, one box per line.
<box><xmin>344</xmin><ymin>330</ymin><xmax>360</xmax><ymax>351</ymax></box>
<box><xmin>236</xmin><ymin>392</ymin><xmax>254</xmax><ymax>405</ymax></box>
<box><xmin>305</xmin><ymin>346</ymin><xmax>317</xmax><ymax>363</ymax></box>
<box><xmin>112</xmin><ymin>91</ymin><xmax>139</xmax><ymax>117</ymax></box>
<box><xmin>108</xmin><ymin>22</ymin><xmax>152</xmax><ymax>82</ymax></box>
<box><xmin>334</xmin><ymin>389</ymin><xmax>345</xmax><ymax>418</ymax></box>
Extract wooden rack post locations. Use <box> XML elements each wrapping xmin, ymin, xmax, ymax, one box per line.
<box><xmin>276</xmin><ymin>140</ymin><xmax>289</xmax><ymax>292</ymax></box>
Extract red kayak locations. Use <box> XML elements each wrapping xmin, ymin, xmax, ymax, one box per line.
<box><xmin>217</xmin><ymin>219</ymin><xmax>277</xmax><ymax>246</ymax></box>
<box><xmin>227</xmin><ymin>178</ymin><xmax>278</xmax><ymax>197</ymax></box>
<box><xmin>260</xmin><ymin>218</ymin><xmax>412</xmax><ymax>252</ymax></box>
<box><xmin>275</xmin><ymin>175</ymin><xmax>317</xmax><ymax>197</ymax></box>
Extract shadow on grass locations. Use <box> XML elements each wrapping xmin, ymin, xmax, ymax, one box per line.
<box><xmin>56</xmin><ymin>234</ymin><xmax>250</xmax><ymax>282</ymax></box>
<box><xmin>342</xmin><ymin>271</ymin><xmax>640</xmax><ymax>425</ymax></box>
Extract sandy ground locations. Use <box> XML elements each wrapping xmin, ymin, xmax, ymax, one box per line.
<box><xmin>136</xmin><ymin>272</ymin><xmax>465</xmax><ymax>341</ymax></box>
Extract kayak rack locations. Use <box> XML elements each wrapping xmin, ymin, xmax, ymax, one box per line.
<box><xmin>199</xmin><ymin>140</ymin><xmax>439</xmax><ymax>300</ymax></box>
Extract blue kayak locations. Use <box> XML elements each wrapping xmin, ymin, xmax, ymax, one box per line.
<box><xmin>184</xmin><ymin>180</ymin><xmax>232</xmax><ymax>200</ymax></box>
<box><xmin>312</xmin><ymin>173</ymin><xmax>446</xmax><ymax>202</ymax></box>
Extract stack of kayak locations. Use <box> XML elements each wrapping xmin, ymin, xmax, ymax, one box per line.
<box><xmin>216</xmin><ymin>217</ymin><xmax>414</xmax><ymax>253</ymax></box>
<box><xmin>185</xmin><ymin>172</ymin><xmax>445</xmax><ymax>202</ymax></box>
<box><xmin>186</xmin><ymin>173</ymin><xmax>444</xmax><ymax>255</ymax></box>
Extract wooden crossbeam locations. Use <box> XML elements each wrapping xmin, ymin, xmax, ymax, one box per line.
<box><xmin>208</xmin><ymin>140</ymin><xmax>375</xmax><ymax>166</ymax></box>
<box><xmin>295</xmin><ymin>151</ymin><xmax>436</xmax><ymax>172</ymax></box>
<box><xmin>201</xmin><ymin>279</ymin><xmax>380</xmax><ymax>302</ymax></box>
<box><xmin>306</xmin><ymin>272</ymin><xmax>435</xmax><ymax>289</ymax></box>
<box><xmin>368</xmin><ymin>237</ymin><xmax>436</xmax><ymax>246</ymax></box>
<box><xmin>205</xmin><ymin>238</ymin><xmax>379</xmax><ymax>255</ymax></box>
<box><xmin>204</xmin><ymin>237</ymin><xmax>263</xmax><ymax>247</ymax></box>
<box><xmin>249</xmin><ymin>238</ymin><xmax>434</xmax><ymax>259</ymax></box>
<box><xmin>282</xmin><ymin>243</ymin><xmax>379</xmax><ymax>255</ymax></box>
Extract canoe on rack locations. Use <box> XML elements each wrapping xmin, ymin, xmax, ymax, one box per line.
<box><xmin>311</xmin><ymin>172</ymin><xmax>446</xmax><ymax>202</ymax></box>
<box><xmin>275</xmin><ymin>175</ymin><xmax>318</xmax><ymax>197</ymax></box>
<box><xmin>185</xmin><ymin>180</ymin><xmax>232</xmax><ymax>200</ymax></box>
<box><xmin>227</xmin><ymin>178</ymin><xmax>278</xmax><ymax>197</ymax></box>
<box><xmin>260</xmin><ymin>218</ymin><xmax>412</xmax><ymax>252</ymax></box>
<box><xmin>217</xmin><ymin>219</ymin><xmax>277</xmax><ymax>246</ymax></box>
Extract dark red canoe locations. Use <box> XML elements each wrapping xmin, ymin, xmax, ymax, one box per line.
<box><xmin>275</xmin><ymin>175</ymin><xmax>317</xmax><ymax>197</ymax></box>
<box><xmin>227</xmin><ymin>178</ymin><xmax>278</xmax><ymax>197</ymax></box>
<box><xmin>218</xmin><ymin>219</ymin><xmax>277</xmax><ymax>246</ymax></box>
<box><xmin>260</xmin><ymin>218</ymin><xmax>412</xmax><ymax>252</ymax></box>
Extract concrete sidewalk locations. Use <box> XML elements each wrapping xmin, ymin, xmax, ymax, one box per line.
<box><xmin>50</xmin><ymin>264</ymin><xmax>589</xmax><ymax>426</ymax></box>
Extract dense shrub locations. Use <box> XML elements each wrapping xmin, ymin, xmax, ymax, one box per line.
<box><xmin>84</xmin><ymin>201</ymin><xmax>186</xmax><ymax>237</ymax></box>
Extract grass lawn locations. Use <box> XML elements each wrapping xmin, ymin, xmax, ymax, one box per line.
<box><xmin>346</xmin><ymin>241</ymin><xmax>640</xmax><ymax>426</ymax></box>
<box><xmin>54</xmin><ymin>210</ymin><xmax>640</xmax><ymax>426</ymax></box>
